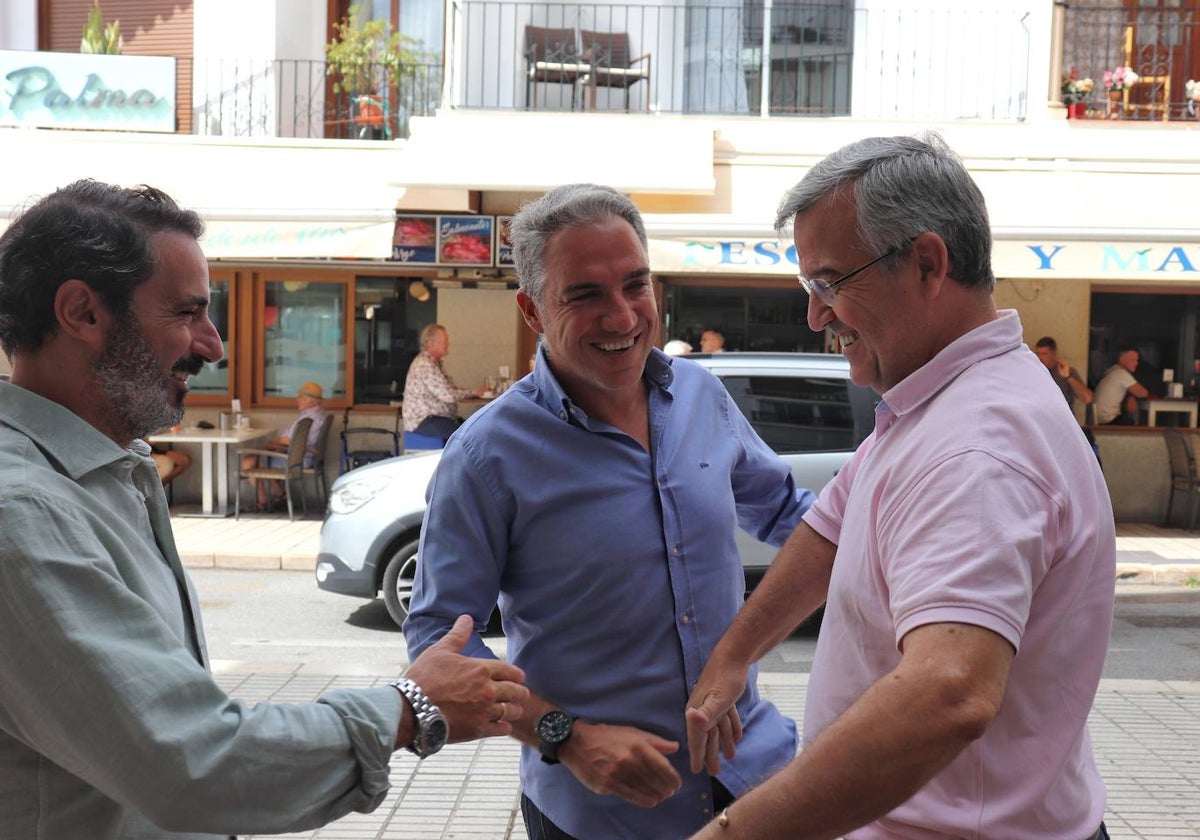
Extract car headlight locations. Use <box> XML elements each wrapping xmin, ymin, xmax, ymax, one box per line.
<box><xmin>328</xmin><ymin>475</ymin><xmax>391</xmax><ymax>515</ymax></box>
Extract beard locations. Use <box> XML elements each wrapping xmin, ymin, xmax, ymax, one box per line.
<box><xmin>92</xmin><ymin>314</ymin><xmax>205</xmax><ymax>441</ymax></box>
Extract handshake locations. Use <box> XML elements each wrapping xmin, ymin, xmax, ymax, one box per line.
<box><xmin>399</xmin><ymin>615</ymin><xmax>529</xmax><ymax>750</ymax></box>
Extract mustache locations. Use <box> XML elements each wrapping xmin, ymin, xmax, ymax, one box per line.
<box><xmin>172</xmin><ymin>355</ymin><xmax>206</xmax><ymax>377</ymax></box>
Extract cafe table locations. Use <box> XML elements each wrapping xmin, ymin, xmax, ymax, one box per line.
<box><xmin>147</xmin><ymin>425</ymin><xmax>274</xmax><ymax>517</ymax></box>
<box><xmin>1139</xmin><ymin>397</ymin><xmax>1198</xmax><ymax>428</ymax></box>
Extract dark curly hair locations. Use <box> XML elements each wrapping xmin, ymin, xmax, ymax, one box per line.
<box><xmin>0</xmin><ymin>180</ymin><xmax>204</xmax><ymax>356</ymax></box>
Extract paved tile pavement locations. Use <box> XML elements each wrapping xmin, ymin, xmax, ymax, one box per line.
<box><xmin>214</xmin><ymin>667</ymin><xmax>1200</xmax><ymax>839</ymax></box>
<box><xmin>189</xmin><ymin>516</ymin><xmax>1200</xmax><ymax>838</ymax></box>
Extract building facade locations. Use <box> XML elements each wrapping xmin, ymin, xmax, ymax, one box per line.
<box><xmin>3</xmin><ymin>0</ymin><xmax>1200</xmax><ymax>515</ymax></box>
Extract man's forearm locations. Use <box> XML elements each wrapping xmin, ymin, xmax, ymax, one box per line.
<box><xmin>693</xmin><ymin>624</ymin><xmax>1012</xmax><ymax>840</ymax></box>
<box><xmin>714</xmin><ymin>523</ymin><xmax>835</xmax><ymax>667</ymax></box>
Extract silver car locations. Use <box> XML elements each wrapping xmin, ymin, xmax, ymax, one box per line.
<box><xmin>316</xmin><ymin>352</ymin><xmax>876</xmax><ymax>627</ymax></box>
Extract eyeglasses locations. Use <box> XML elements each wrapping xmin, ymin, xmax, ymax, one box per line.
<box><xmin>797</xmin><ymin>242</ymin><xmax>909</xmax><ymax>307</ymax></box>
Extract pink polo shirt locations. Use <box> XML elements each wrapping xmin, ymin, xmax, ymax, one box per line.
<box><xmin>804</xmin><ymin>310</ymin><xmax>1114</xmax><ymax>839</ymax></box>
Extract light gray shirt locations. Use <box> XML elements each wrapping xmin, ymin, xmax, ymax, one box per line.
<box><xmin>0</xmin><ymin>380</ymin><xmax>401</xmax><ymax>839</ymax></box>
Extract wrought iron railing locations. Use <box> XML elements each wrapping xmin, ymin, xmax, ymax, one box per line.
<box><xmin>191</xmin><ymin>57</ymin><xmax>442</xmax><ymax>139</ymax></box>
<box><xmin>448</xmin><ymin>0</ymin><xmax>1031</xmax><ymax>120</ymax></box>
<box><xmin>1064</xmin><ymin>4</ymin><xmax>1200</xmax><ymax>120</ymax></box>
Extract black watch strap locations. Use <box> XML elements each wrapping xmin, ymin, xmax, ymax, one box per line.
<box><xmin>536</xmin><ymin>709</ymin><xmax>578</xmax><ymax>765</ymax></box>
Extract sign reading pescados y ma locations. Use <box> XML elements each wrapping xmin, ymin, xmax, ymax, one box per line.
<box><xmin>0</xmin><ymin>50</ymin><xmax>175</xmax><ymax>133</ymax></box>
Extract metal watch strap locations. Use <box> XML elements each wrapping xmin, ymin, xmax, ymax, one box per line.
<box><xmin>391</xmin><ymin>677</ymin><xmax>446</xmax><ymax>758</ymax></box>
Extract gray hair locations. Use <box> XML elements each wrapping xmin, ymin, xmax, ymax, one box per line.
<box><xmin>774</xmin><ymin>132</ymin><xmax>994</xmax><ymax>291</ymax></box>
<box><xmin>418</xmin><ymin>323</ymin><xmax>445</xmax><ymax>350</ymax></box>
<box><xmin>509</xmin><ymin>184</ymin><xmax>648</xmax><ymax>302</ymax></box>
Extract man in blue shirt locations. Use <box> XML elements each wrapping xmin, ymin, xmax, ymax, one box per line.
<box><xmin>0</xmin><ymin>180</ymin><xmax>527</xmax><ymax>839</ymax></box>
<box><xmin>405</xmin><ymin>184</ymin><xmax>813</xmax><ymax>839</ymax></box>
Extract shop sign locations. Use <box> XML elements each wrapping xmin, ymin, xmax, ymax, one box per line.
<box><xmin>997</xmin><ymin>241</ymin><xmax>1200</xmax><ymax>280</ymax></box>
<box><xmin>651</xmin><ymin>236</ymin><xmax>1200</xmax><ymax>281</ymax></box>
<box><xmin>203</xmin><ymin>220</ymin><xmax>395</xmax><ymax>259</ymax></box>
<box><xmin>0</xmin><ymin>50</ymin><xmax>175</xmax><ymax>133</ymax></box>
<box><xmin>392</xmin><ymin>214</ymin><xmax>496</xmax><ymax>266</ymax></box>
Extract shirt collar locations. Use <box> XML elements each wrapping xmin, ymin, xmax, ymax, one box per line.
<box><xmin>529</xmin><ymin>343</ymin><xmax>675</xmax><ymax>424</ymax></box>
<box><xmin>0</xmin><ymin>380</ymin><xmax>141</xmax><ymax>478</ymax></box>
<box><xmin>880</xmin><ymin>309</ymin><xmax>1025</xmax><ymax>419</ymax></box>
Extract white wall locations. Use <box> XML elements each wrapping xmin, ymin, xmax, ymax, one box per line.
<box><xmin>0</xmin><ymin>0</ymin><xmax>37</xmax><ymax>51</ymax></box>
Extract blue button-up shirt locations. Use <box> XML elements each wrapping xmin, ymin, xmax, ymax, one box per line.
<box><xmin>406</xmin><ymin>347</ymin><xmax>812</xmax><ymax>839</ymax></box>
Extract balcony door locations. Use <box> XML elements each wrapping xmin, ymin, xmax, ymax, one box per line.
<box><xmin>1123</xmin><ymin>0</ymin><xmax>1200</xmax><ymax>115</ymax></box>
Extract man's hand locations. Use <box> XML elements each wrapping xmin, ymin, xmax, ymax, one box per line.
<box><xmin>404</xmin><ymin>614</ymin><xmax>528</xmax><ymax>742</ymax></box>
<box><xmin>685</xmin><ymin>658</ymin><xmax>748</xmax><ymax>775</ymax></box>
<box><xmin>559</xmin><ymin>721</ymin><xmax>682</xmax><ymax>808</ymax></box>
<box><xmin>1056</xmin><ymin>358</ymin><xmax>1071</xmax><ymax>378</ymax></box>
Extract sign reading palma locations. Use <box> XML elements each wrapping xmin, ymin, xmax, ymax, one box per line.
<box><xmin>0</xmin><ymin>50</ymin><xmax>175</xmax><ymax>132</ymax></box>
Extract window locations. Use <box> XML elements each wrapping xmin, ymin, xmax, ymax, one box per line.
<box><xmin>260</xmin><ymin>279</ymin><xmax>349</xmax><ymax>403</ymax></box>
<box><xmin>719</xmin><ymin>374</ymin><xmax>856</xmax><ymax>452</ymax></box>
<box><xmin>665</xmin><ymin>284</ymin><xmax>824</xmax><ymax>353</ymax></box>
<box><xmin>353</xmin><ymin>277</ymin><xmax>437</xmax><ymax>404</ymax></box>
<box><xmin>187</xmin><ymin>276</ymin><xmax>234</xmax><ymax>403</ymax></box>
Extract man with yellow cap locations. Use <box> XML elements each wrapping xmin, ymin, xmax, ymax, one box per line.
<box><xmin>242</xmin><ymin>381</ymin><xmax>330</xmax><ymax>510</ymax></box>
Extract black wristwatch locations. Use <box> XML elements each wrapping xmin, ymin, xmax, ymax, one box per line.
<box><xmin>391</xmin><ymin>678</ymin><xmax>448</xmax><ymax>759</ymax></box>
<box><xmin>536</xmin><ymin>709</ymin><xmax>578</xmax><ymax>765</ymax></box>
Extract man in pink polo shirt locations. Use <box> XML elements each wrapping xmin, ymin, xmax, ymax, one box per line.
<box><xmin>686</xmin><ymin>134</ymin><xmax>1114</xmax><ymax>840</ymax></box>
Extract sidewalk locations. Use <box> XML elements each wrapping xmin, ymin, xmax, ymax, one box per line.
<box><xmin>183</xmin><ymin>515</ymin><xmax>1200</xmax><ymax>838</ymax></box>
<box><xmin>174</xmin><ymin>513</ymin><xmax>1200</xmax><ymax>585</ymax></box>
<box><xmin>214</xmin><ymin>667</ymin><xmax>1200</xmax><ymax>840</ymax></box>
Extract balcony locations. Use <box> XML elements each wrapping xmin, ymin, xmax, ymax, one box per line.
<box><xmin>1064</xmin><ymin>4</ymin><xmax>1200</xmax><ymax>121</ymax></box>
<box><xmin>447</xmin><ymin>0</ymin><xmax>1031</xmax><ymax>120</ymax></box>
<box><xmin>190</xmin><ymin>57</ymin><xmax>442</xmax><ymax>139</ymax></box>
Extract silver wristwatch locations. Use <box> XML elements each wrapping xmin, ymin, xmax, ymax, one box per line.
<box><xmin>391</xmin><ymin>677</ymin><xmax>448</xmax><ymax>759</ymax></box>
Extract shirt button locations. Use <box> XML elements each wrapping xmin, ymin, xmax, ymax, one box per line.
<box><xmin>559</xmin><ymin>411</ymin><xmax>568</xmax><ymax>420</ymax></box>
<box><xmin>681</xmin><ymin>614</ymin><xmax>690</xmax><ymax>625</ymax></box>
<box><xmin>672</xmin><ymin>545</ymin><xmax>681</xmax><ymax>556</ymax></box>
<box><xmin>699</xmin><ymin>792</ymin><xmax>709</xmax><ymax>801</ymax></box>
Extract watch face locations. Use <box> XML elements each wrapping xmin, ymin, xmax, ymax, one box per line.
<box><xmin>424</xmin><ymin>717</ymin><xmax>449</xmax><ymax>752</ymax></box>
<box><xmin>537</xmin><ymin>710</ymin><xmax>573</xmax><ymax>743</ymax></box>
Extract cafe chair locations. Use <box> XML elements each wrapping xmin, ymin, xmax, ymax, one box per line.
<box><xmin>1162</xmin><ymin>428</ymin><xmax>1200</xmax><ymax>531</ymax></box>
<box><xmin>525</xmin><ymin>25</ymin><xmax>591</xmax><ymax>110</ymax></box>
<box><xmin>581</xmin><ymin>30</ymin><xmax>651</xmax><ymax>112</ymax></box>
<box><xmin>235</xmin><ymin>416</ymin><xmax>312</xmax><ymax>522</ymax></box>
<box><xmin>301</xmin><ymin>414</ymin><xmax>334</xmax><ymax>506</ymax></box>
<box><xmin>340</xmin><ymin>407</ymin><xmax>401</xmax><ymax>473</ymax></box>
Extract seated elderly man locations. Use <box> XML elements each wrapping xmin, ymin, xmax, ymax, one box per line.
<box><xmin>402</xmin><ymin>324</ymin><xmax>482</xmax><ymax>444</ymax></box>
<box><xmin>241</xmin><ymin>381</ymin><xmax>330</xmax><ymax>510</ymax></box>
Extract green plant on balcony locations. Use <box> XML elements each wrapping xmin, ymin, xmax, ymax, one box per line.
<box><xmin>80</xmin><ymin>0</ymin><xmax>123</xmax><ymax>55</ymax></box>
<box><xmin>325</xmin><ymin>12</ymin><xmax>424</xmax><ymax>97</ymax></box>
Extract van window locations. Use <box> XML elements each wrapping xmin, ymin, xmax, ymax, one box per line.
<box><xmin>720</xmin><ymin>375</ymin><xmax>858</xmax><ymax>453</ymax></box>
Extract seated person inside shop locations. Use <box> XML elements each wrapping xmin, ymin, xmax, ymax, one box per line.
<box><xmin>149</xmin><ymin>446</ymin><xmax>191</xmax><ymax>488</ymax></box>
<box><xmin>401</xmin><ymin>323</ymin><xmax>483</xmax><ymax>445</ymax></box>
<box><xmin>1093</xmin><ymin>347</ymin><xmax>1150</xmax><ymax>425</ymax></box>
<box><xmin>241</xmin><ymin>381</ymin><xmax>330</xmax><ymax>510</ymax></box>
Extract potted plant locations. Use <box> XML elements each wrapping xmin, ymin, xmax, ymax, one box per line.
<box><xmin>1102</xmin><ymin>65</ymin><xmax>1139</xmax><ymax>118</ymax></box>
<box><xmin>324</xmin><ymin>12</ymin><xmax>426</xmax><ymax>139</ymax></box>
<box><xmin>80</xmin><ymin>0</ymin><xmax>123</xmax><ymax>54</ymax></box>
<box><xmin>1061</xmin><ymin>68</ymin><xmax>1093</xmax><ymax>119</ymax></box>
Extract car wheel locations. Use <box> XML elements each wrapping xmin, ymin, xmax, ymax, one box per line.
<box><xmin>382</xmin><ymin>539</ymin><xmax>420</xmax><ymax>628</ymax></box>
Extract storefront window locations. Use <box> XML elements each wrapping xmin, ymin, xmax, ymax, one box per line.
<box><xmin>1088</xmin><ymin>290</ymin><xmax>1199</xmax><ymax>395</ymax></box>
<box><xmin>665</xmin><ymin>284</ymin><xmax>822</xmax><ymax>352</ymax></box>
<box><xmin>262</xmin><ymin>280</ymin><xmax>347</xmax><ymax>401</ymax></box>
<box><xmin>353</xmin><ymin>277</ymin><xmax>437</xmax><ymax>404</ymax></box>
<box><xmin>189</xmin><ymin>278</ymin><xmax>232</xmax><ymax>397</ymax></box>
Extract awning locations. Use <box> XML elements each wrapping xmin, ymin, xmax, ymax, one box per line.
<box><xmin>0</xmin><ymin>129</ymin><xmax>405</xmax><ymax>260</ymax></box>
<box><xmin>395</xmin><ymin>113</ymin><xmax>717</xmax><ymax>195</ymax></box>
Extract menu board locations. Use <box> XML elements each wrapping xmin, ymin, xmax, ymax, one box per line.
<box><xmin>496</xmin><ymin>216</ymin><xmax>514</xmax><ymax>266</ymax></box>
<box><xmin>392</xmin><ymin>215</ymin><xmax>438</xmax><ymax>264</ymax></box>
<box><xmin>438</xmin><ymin>215</ymin><xmax>494</xmax><ymax>266</ymax></box>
